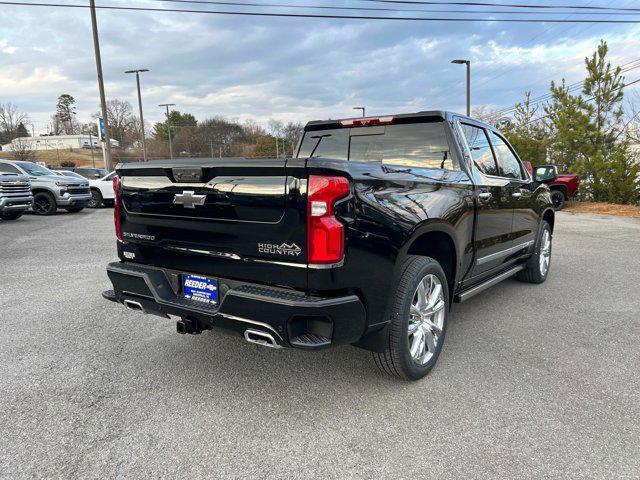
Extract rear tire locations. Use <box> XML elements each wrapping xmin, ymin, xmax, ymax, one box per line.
<box><xmin>551</xmin><ymin>190</ymin><xmax>565</xmax><ymax>210</ymax></box>
<box><xmin>373</xmin><ymin>255</ymin><xmax>449</xmax><ymax>381</ymax></box>
<box><xmin>32</xmin><ymin>191</ymin><xmax>57</xmax><ymax>216</ymax></box>
<box><xmin>516</xmin><ymin>221</ymin><xmax>552</xmax><ymax>284</ymax></box>
<box><xmin>1</xmin><ymin>212</ymin><xmax>23</xmax><ymax>220</ymax></box>
<box><xmin>88</xmin><ymin>189</ymin><xmax>103</xmax><ymax>208</ymax></box>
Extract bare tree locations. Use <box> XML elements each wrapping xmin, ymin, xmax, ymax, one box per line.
<box><xmin>8</xmin><ymin>137</ymin><xmax>35</xmax><ymax>162</ymax></box>
<box><xmin>0</xmin><ymin>102</ymin><xmax>29</xmax><ymax>144</ymax></box>
<box><xmin>471</xmin><ymin>105</ymin><xmax>501</xmax><ymax>126</ymax></box>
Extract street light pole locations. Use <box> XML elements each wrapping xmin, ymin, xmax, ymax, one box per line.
<box><xmin>89</xmin><ymin>0</ymin><xmax>113</xmax><ymax>171</ymax></box>
<box><xmin>451</xmin><ymin>59</ymin><xmax>471</xmax><ymax>116</ymax></box>
<box><xmin>159</xmin><ymin>103</ymin><xmax>175</xmax><ymax>160</ymax></box>
<box><xmin>125</xmin><ymin>68</ymin><xmax>149</xmax><ymax>162</ymax></box>
<box><xmin>353</xmin><ymin>106</ymin><xmax>366</xmax><ymax>117</ymax></box>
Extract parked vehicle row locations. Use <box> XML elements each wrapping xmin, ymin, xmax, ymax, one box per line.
<box><xmin>0</xmin><ymin>160</ymin><xmax>114</xmax><ymax>221</ymax></box>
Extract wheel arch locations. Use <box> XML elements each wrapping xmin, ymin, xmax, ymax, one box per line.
<box><xmin>400</xmin><ymin>222</ymin><xmax>459</xmax><ymax>303</ymax></box>
<box><xmin>542</xmin><ymin>208</ymin><xmax>555</xmax><ymax>233</ymax></box>
<box><xmin>550</xmin><ymin>184</ymin><xmax>568</xmax><ymax>200</ymax></box>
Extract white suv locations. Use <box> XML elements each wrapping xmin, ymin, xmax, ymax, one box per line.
<box><xmin>88</xmin><ymin>171</ymin><xmax>116</xmax><ymax>208</ymax></box>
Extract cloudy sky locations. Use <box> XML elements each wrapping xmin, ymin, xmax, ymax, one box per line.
<box><xmin>1</xmin><ymin>0</ymin><xmax>640</xmax><ymax>134</ymax></box>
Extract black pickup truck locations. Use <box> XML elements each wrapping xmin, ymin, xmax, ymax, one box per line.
<box><xmin>103</xmin><ymin>111</ymin><xmax>556</xmax><ymax>380</ymax></box>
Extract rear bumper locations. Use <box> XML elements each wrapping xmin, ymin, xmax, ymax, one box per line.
<box><xmin>103</xmin><ymin>261</ymin><xmax>366</xmax><ymax>349</ymax></box>
<box><xmin>0</xmin><ymin>195</ymin><xmax>33</xmax><ymax>212</ymax></box>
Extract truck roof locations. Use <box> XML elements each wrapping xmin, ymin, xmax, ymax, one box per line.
<box><xmin>305</xmin><ymin>110</ymin><xmax>497</xmax><ymax>131</ymax></box>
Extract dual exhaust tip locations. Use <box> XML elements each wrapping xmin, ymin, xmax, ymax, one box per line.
<box><xmin>244</xmin><ymin>328</ymin><xmax>281</xmax><ymax>348</ymax></box>
<box><xmin>123</xmin><ymin>299</ymin><xmax>280</xmax><ymax>348</ymax></box>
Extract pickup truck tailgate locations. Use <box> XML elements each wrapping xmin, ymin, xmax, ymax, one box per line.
<box><xmin>116</xmin><ymin>158</ymin><xmax>307</xmax><ymax>289</ymax></box>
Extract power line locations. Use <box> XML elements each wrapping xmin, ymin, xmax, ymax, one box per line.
<box><xmin>524</xmin><ymin>77</ymin><xmax>640</xmax><ymax>125</ymax></box>
<box><xmin>3</xmin><ymin>1</ymin><xmax>640</xmax><ymax>22</ymax></box>
<box><xmin>151</xmin><ymin>0</ymin><xmax>640</xmax><ymax>16</ymax></box>
<box><xmin>362</xmin><ymin>0</ymin><xmax>640</xmax><ymax>13</ymax></box>
<box><xmin>495</xmin><ymin>59</ymin><xmax>640</xmax><ymax>117</ymax></box>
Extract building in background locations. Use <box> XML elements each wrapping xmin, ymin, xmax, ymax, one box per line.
<box><xmin>0</xmin><ymin>135</ymin><xmax>119</xmax><ymax>151</ymax></box>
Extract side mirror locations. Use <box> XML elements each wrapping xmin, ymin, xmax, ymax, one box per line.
<box><xmin>534</xmin><ymin>166</ymin><xmax>557</xmax><ymax>183</ymax></box>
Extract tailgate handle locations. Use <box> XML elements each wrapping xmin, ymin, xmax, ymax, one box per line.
<box><xmin>172</xmin><ymin>167</ymin><xmax>203</xmax><ymax>183</ymax></box>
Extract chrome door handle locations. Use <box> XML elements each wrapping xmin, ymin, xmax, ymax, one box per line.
<box><xmin>512</xmin><ymin>192</ymin><xmax>523</xmax><ymax>199</ymax></box>
<box><xmin>478</xmin><ymin>192</ymin><xmax>492</xmax><ymax>201</ymax></box>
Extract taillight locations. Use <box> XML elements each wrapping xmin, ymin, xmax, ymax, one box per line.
<box><xmin>113</xmin><ymin>175</ymin><xmax>122</xmax><ymax>240</ymax></box>
<box><xmin>339</xmin><ymin>116</ymin><xmax>395</xmax><ymax>127</ymax></box>
<box><xmin>307</xmin><ymin>175</ymin><xmax>349</xmax><ymax>265</ymax></box>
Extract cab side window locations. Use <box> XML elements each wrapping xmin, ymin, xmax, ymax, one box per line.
<box><xmin>488</xmin><ymin>131</ymin><xmax>524</xmax><ymax>180</ymax></box>
<box><xmin>0</xmin><ymin>163</ymin><xmax>21</xmax><ymax>174</ymax></box>
<box><xmin>460</xmin><ymin>124</ymin><xmax>498</xmax><ymax>176</ymax></box>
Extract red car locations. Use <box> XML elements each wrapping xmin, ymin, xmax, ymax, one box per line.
<box><xmin>523</xmin><ymin>161</ymin><xmax>579</xmax><ymax>210</ymax></box>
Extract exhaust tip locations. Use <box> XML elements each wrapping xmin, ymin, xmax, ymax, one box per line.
<box><xmin>123</xmin><ymin>299</ymin><xmax>145</xmax><ymax>313</ymax></box>
<box><xmin>244</xmin><ymin>329</ymin><xmax>281</xmax><ymax>349</ymax></box>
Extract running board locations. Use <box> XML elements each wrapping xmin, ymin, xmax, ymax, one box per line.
<box><xmin>455</xmin><ymin>265</ymin><xmax>525</xmax><ymax>303</ymax></box>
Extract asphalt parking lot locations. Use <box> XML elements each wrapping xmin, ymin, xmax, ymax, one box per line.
<box><xmin>1</xmin><ymin>209</ymin><xmax>639</xmax><ymax>478</ymax></box>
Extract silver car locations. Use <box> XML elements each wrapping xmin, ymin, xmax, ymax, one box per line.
<box><xmin>0</xmin><ymin>160</ymin><xmax>91</xmax><ymax>215</ymax></box>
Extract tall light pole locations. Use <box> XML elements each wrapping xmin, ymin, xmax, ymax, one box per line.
<box><xmin>159</xmin><ymin>103</ymin><xmax>175</xmax><ymax>160</ymax></box>
<box><xmin>125</xmin><ymin>68</ymin><xmax>149</xmax><ymax>162</ymax></box>
<box><xmin>451</xmin><ymin>59</ymin><xmax>471</xmax><ymax>116</ymax></box>
<box><xmin>89</xmin><ymin>0</ymin><xmax>113</xmax><ymax>170</ymax></box>
<box><xmin>353</xmin><ymin>106</ymin><xmax>366</xmax><ymax>117</ymax></box>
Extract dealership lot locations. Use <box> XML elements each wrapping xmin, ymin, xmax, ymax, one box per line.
<box><xmin>1</xmin><ymin>210</ymin><xmax>639</xmax><ymax>478</ymax></box>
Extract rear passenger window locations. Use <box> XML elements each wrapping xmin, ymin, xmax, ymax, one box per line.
<box><xmin>460</xmin><ymin>124</ymin><xmax>498</xmax><ymax>176</ymax></box>
<box><xmin>488</xmin><ymin>131</ymin><xmax>524</xmax><ymax>180</ymax></box>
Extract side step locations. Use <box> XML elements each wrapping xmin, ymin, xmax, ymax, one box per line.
<box><xmin>455</xmin><ymin>265</ymin><xmax>524</xmax><ymax>303</ymax></box>
<box><xmin>290</xmin><ymin>333</ymin><xmax>331</xmax><ymax>348</ymax></box>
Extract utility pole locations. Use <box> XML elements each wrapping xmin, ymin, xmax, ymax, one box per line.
<box><xmin>159</xmin><ymin>103</ymin><xmax>175</xmax><ymax>160</ymax></box>
<box><xmin>89</xmin><ymin>0</ymin><xmax>113</xmax><ymax>170</ymax></box>
<box><xmin>125</xmin><ymin>68</ymin><xmax>149</xmax><ymax>162</ymax></box>
<box><xmin>89</xmin><ymin>131</ymin><xmax>96</xmax><ymax>167</ymax></box>
<box><xmin>353</xmin><ymin>106</ymin><xmax>366</xmax><ymax>117</ymax></box>
<box><xmin>210</xmin><ymin>139</ymin><xmax>214</xmax><ymax>159</ymax></box>
<box><xmin>451</xmin><ymin>59</ymin><xmax>471</xmax><ymax>116</ymax></box>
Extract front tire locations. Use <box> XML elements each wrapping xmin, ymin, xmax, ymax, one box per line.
<box><xmin>551</xmin><ymin>190</ymin><xmax>565</xmax><ymax>210</ymax></box>
<box><xmin>1</xmin><ymin>212</ymin><xmax>23</xmax><ymax>221</ymax></box>
<box><xmin>32</xmin><ymin>192</ymin><xmax>57</xmax><ymax>216</ymax></box>
<box><xmin>516</xmin><ymin>220</ymin><xmax>552</xmax><ymax>284</ymax></box>
<box><xmin>88</xmin><ymin>189</ymin><xmax>103</xmax><ymax>208</ymax></box>
<box><xmin>373</xmin><ymin>256</ymin><xmax>449</xmax><ymax>381</ymax></box>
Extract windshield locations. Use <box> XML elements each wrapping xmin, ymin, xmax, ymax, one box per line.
<box><xmin>18</xmin><ymin>162</ymin><xmax>54</xmax><ymax>176</ymax></box>
<box><xmin>297</xmin><ymin>121</ymin><xmax>457</xmax><ymax>170</ymax></box>
<box><xmin>61</xmin><ymin>171</ymin><xmax>86</xmax><ymax>179</ymax></box>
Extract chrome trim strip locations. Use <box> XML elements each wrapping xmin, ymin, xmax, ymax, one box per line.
<box><xmin>307</xmin><ymin>259</ymin><xmax>345</xmax><ymax>269</ymax></box>
<box><xmin>252</xmin><ymin>258</ymin><xmax>307</xmax><ymax>269</ymax></box>
<box><xmin>220</xmin><ymin>313</ymin><xmax>284</xmax><ymax>339</ymax></box>
<box><xmin>456</xmin><ymin>265</ymin><xmax>525</xmax><ymax>302</ymax></box>
<box><xmin>476</xmin><ymin>240</ymin><xmax>534</xmax><ymax>266</ymax></box>
<box><xmin>165</xmin><ymin>246</ymin><xmax>241</xmax><ymax>260</ymax></box>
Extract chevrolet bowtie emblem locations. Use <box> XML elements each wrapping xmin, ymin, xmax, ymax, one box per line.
<box><xmin>173</xmin><ymin>190</ymin><xmax>206</xmax><ymax>209</ymax></box>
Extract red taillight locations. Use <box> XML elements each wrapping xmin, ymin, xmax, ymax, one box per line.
<box><xmin>339</xmin><ymin>116</ymin><xmax>395</xmax><ymax>127</ymax></box>
<box><xmin>113</xmin><ymin>175</ymin><xmax>122</xmax><ymax>240</ymax></box>
<box><xmin>307</xmin><ymin>175</ymin><xmax>349</xmax><ymax>264</ymax></box>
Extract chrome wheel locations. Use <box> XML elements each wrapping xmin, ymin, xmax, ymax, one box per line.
<box><xmin>539</xmin><ymin>229</ymin><xmax>551</xmax><ymax>276</ymax></box>
<box><xmin>408</xmin><ymin>274</ymin><xmax>446</xmax><ymax>365</ymax></box>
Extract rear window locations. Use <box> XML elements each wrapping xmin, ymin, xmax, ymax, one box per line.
<box><xmin>298</xmin><ymin>121</ymin><xmax>458</xmax><ymax>170</ymax></box>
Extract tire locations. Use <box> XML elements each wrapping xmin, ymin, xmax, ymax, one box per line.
<box><xmin>32</xmin><ymin>191</ymin><xmax>57</xmax><ymax>216</ymax></box>
<box><xmin>551</xmin><ymin>190</ymin><xmax>565</xmax><ymax>211</ymax></box>
<box><xmin>64</xmin><ymin>206</ymin><xmax>84</xmax><ymax>213</ymax></box>
<box><xmin>1</xmin><ymin>212</ymin><xmax>23</xmax><ymax>220</ymax></box>
<box><xmin>88</xmin><ymin>189</ymin><xmax>103</xmax><ymax>208</ymax></box>
<box><xmin>373</xmin><ymin>255</ymin><xmax>449</xmax><ymax>381</ymax></box>
<box><xmin>516</xmin><ymin>220</ymin><xmax>552</xmax><ymax>284</ymax></box>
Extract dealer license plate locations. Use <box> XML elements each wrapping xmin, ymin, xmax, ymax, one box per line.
<box><xmin>182</xmin><ymin>274</ymin><xmax>218</xmax><ymax>305</ymax></box>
